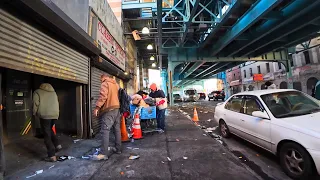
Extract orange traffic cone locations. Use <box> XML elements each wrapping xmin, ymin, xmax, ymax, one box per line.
<box><xmin>121</xmin><ymin>116</ymin><xmax>129</xmax><ymax>142</ymax></box>
<box><xmin>193</xmin><ymin>107</ymin><xmax>199</xmax><ymax>122</ymax></box>
<box><xmin>132</xmin><ymin>114</ymin><xmax>143</xmax><ymax>140</ymax></box>
<box><xmin>52</xmin><ymin>124</ymin><xmax>56</xmax><ymax>135</ymax></box>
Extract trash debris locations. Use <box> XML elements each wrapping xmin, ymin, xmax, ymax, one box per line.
<box><xmin>204</xmin><ymin>111</ymin><xmax>208</xmax><ymax>114</ymax></box>
<box><xmin>239</xmin><ymin>156</ymin><xmax>243</xmax><ymax>159</ymax></box>
<box><xmin>195</xmin><ymin>139</ymin><xmax>197</xmax><ymax>141</ymax></box>
<box><xmin>200</xmin><ymin>111</ymin><xmax>203</xmax><ymax>113</ymax></box>
<box><xmin>127</xmin><ymin>147</ymin><xmax>133</xmax><ymax>150</ymax></box>
<box><xmin>48</xmin><ymin>165</ymin><xmax>55</xmax><ymax>169</ymax></box>
<box><xmin>167</xmin><ymin>157</ymin><xmax>172</xmax><ymax>161</ymax></box>
<box><xmin>68</xmin><ymin>156</ymin><xmax>75</xmax><ymax>160</ymax></box>
<box><xmin>126</xmin><ymin>165</ymin><xmax>131</xmax><ymax>168</ymax></box>
<box><xmin>133</xmin><ymin>148</ymin><xmax>139</xmax><ymax>150</ymax></box>
<box><xmin>58</xmin><ymin>156</ymin><xmax>68</xmax><ymax>161</ymax></box>
<box><xmin>92</xmin><ymin>154</ymin><xmax>107</xmax><ymax>161</ymax></box>
<box><xmin>201</xmin><ymin>126</ymin><xmax>206</xmax><ymax>129</ymax></box>
<box><xmin>176</xmin><ymin>139</ymin><xmax>180</xmax><ymax>142</ymax></box>
<box><xmin>26</xmin><ymin>174</ymin><xmax>37</xmax><ymax>179</ymax></box>
<box><xmin>256</xmin><ymin>154</ymin><xmax>260</xmax><ymax>157</ymax></box>
<box><xmin>126</xmin><ymin>170</ymin><xmax>135</xmax><ymax>178</ymax></box>
<box><xmin>216</xmin><ymin>140</ymin><xmax>223</xmax><ymax>144</ymax></box>
<box><xmin>129</xmin><ymin>155</ymin><xmax>140</xmax><ymax>160</ymax></box>
<box><xmin>73</xmin><ymin>139</ymin><xmax>81</xmax><ymax>143</ymax></box>
<box><xmin>161</xmin><ymin>161</ymin><xmax>165</xmax><ymax>164</ymax></box>
<box><xmin>183</xmin><ymin>156</ymin><xmax>188</xmax><ymax>160</ymax></box>
<box><xmin>207</xmin><ymin>119</ymin><xmax>212</xmax><ymax>122</ymax></box>
<box><xmin>203</xmin><ymin>134</ymin><xmax>207</xmax><ymax>136</ymax></box>
<box><xmin>82</xmin><ymin>156</ymin><xmax>90</xmax><ymax>159</ymax></box>
<box><xmin>222</xmin><ymin>153</ymin><xmax>226</xmax><ymax>155</ymax></box>
<box><xmin>120</xmin><ymin>171</ymin><xmax>124</xmax><ymax>175</ymax></box>
<box><xmin>36</xmin><ymin>169</ymin><xmax>43</xmax><ymax>174</ymax></box>
<box><xmin>205</xmin><ymin>127</ymin><xmax>217</xmax><ymax>133</ymax></box>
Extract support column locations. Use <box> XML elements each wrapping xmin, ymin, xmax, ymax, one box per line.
<box><xmin>139</xmin><ymin>59</ymin><xmax>143</xmax><ymax>90</ymax></box>
<box><xmin>287</xmin><ymin>59</ymin><xmax>293</xmax><ymax>89</ymax></box>
<box><xmin>168</xmin><ymin>61</ymin><xmax>174</xmax><ymax>106</ymax></box>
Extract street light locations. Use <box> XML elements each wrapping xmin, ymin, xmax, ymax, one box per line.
<box><xmin>147</xmin><ymin>44</ymin><xmax>153</xmax><ymax>50</ymax></box>
<box><xmin>152</xmin><ymin>63</ymin><xmax>156</xmax><ymax>67</ymax></box>
<box><xmin>142</xmin><ymin>27</ymin><xmax>150</xmax><ymax>34</ymax></box>
<box><xmin>124</xmin><ymin>72</ymin><xmax>128</xmax><ymax>75</ymax></box>
<box><xmin>150</xmin><ymin>56</ymin><xmax>155</xmax><ymax>60</ymax></box>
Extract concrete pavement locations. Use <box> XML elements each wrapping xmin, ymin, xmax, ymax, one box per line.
<box><xmin>6</xmin><ymin>108</ymin><xmax>258</xmax><ymax>180</ymax></box>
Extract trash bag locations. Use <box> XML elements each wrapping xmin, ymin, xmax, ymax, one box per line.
<box><xmin>144</xmin><ymin>98</ymin><xmax>156</xmax><ymax>106</ymax></box>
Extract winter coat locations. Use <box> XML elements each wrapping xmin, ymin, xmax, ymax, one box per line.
<box><xmin>33</xmin><ymin>83</ymin><xmax>59</xmax><ymax>120</ymax></box>
<box><xmin>96</xmin><ymin>76</ymin><xmax>120</xmax><ymax>115</ymax></box>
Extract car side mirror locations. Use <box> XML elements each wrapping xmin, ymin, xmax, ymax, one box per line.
<box><xmin>252</xmin><ymin>111</ymin><xmax>269</xmax><ymax>119</ymax></box>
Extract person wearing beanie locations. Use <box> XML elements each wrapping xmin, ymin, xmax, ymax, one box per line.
<box><xmin>149</xmin><ymin>83</ymin><xmax>167</xmax><ymax>132</ymax></box>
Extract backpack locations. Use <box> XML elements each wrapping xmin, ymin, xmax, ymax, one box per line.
<box><xmin>118</xmin><ymin>88</ymin><xmax>131</xmax><ymax>114</ymax></box>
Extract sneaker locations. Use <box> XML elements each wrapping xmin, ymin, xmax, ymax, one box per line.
<box><xmin>44</xmin><ymin>156</ymin><xmax>57</xmax><ymax>162</ymax></box>
<box><xmin>112</xmin><ymin>147</ymin><xmax>122</xmax><ymax>154</ymax></box>
<box><xmin>55</xmin><ymin>145</ymin><xmax>62</xmax><ymax>152</ymax></box>
<box><xmin>92</xmin><ymin>154</ymin><xmax>108</xmax><ymax>161</ymax></box>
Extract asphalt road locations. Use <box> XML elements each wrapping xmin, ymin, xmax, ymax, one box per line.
<box><xmin>174</xmin><ymin>99</ymin><xmax>293</xmax><ymax>180</ymax></box>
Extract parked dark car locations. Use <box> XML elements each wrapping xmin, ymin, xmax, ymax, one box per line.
<box><xmin>198</xmin><ymin>93</ymin><xmax>206</xmax><ymax>100</ymax></box>
<box><xmin>208</xmin><ymin>91</ymin><xmax>225</xmax><ymax>101</ymax></box>
<box><xmin>173</xmin><ymin>94</ymin><xmax>182</xmax><ymax>102</ymax></box>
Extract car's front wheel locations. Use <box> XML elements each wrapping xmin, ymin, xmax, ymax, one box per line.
<box><xmin>279</xmin><ymin>142</ymin><xmax>314</xmax><ymax>179</ymax></box>
<box><xmin>219</xmin><ymin>120</ymin><xmax>231</xmax><ymax>138</ymax></box>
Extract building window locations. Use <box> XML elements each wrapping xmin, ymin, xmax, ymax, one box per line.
<box><xmin>249</xmin><ymin>68</ymin><xmax>253</xmax><ymax>77</ymax></box>
<box><xmin>257</xmin><ymin>66</ymin><xmax>261</xmax><ymax>74</ymax></box>
<box><xmin>266</xmin><ymin>63</ymin><xmax>270</xmax><ymax>73</ymax></box>
<box><xmin>244</xmin><ymin>70</ymin><xmax>246</xmax><ymax>78</ymax></box>
<box><xmin>304</xmin><ymin>51</ymin><xmax>310</xmax><ymax>64</ymax></box>
<box><xmin>278</xmin><ymin>62</ymin><xmax>282</xmax><ymax>70</ymax></box>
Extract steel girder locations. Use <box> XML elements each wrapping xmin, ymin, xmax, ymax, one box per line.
<box><xmin>201</xmin><ymin>0</ymin><xmax>241</xmax><ymax>47</ymax></box>
<box><xmin>168</xmin><ymin>48</ymin><xmax>288</xmax><ymax>62</ymax></box>
<box><xmin>183</xmin><ymin>61</ymin><xmax>206</xmax><ymax>78</ymax></box>
<box><xmin>209</xmin><ymin>0</ymin><xmax>283</xmax><ymax>56</ymax></box>
<box><xmin>193</xmin><ymin>62</ymin><xmax>219</xmax><ymax>78</ymax></box>
<box><xmin>223</xmin><ymin>0</ymin><xmax>320</xmax><ymax>57</ymax></box>
<box><xmin>253</xmin><ymin>25</ymin><xmax>320</xmax><ymax>57</ymax></box>
<box><xmin>180</xmin><ymin>0</ymin><xmax>200</xmax><ymax>47</ymax></box>
<box><xmin>201</xmin><ymin>62</ymin><xmax>232</xmax><ymax>78</ymax></box>
<box><xmin>243</xmin><ymin>5</ymin><xmax>320</xmax><ymax>57</ymax></box>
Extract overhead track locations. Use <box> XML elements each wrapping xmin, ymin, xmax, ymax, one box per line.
<box><xmin>209</xmin><ymin>0</ymin><xmax>283</xmax><ymax>56</ymax></box>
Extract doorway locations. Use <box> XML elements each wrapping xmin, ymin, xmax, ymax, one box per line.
<box><xmin>306</xmin><ymin>77</ymin><xmax>318</xmax><ymax>96</ymax></box>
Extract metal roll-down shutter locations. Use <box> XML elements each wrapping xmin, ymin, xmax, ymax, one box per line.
<box><xmin>0</xmin><ymin>8</ymin><xmax>89</xmax><ymax>84</ymax></box>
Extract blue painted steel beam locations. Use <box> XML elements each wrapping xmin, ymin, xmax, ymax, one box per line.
<box><xmin>201</xmin><ymin>62</ymin><xmax>232</xmax><ymax>78</ymax></box>
<box><xmin>209</xmin><ymin>0</ymin><xmax>283</xmax><ymax>56</ymax></box>
<box><xmin>184</xmin><ymin>61</ymin><xmax>206</xmax><ymax>78</ymax></box>
<box><xmin>201</xmin><ymin>0</ymin><xmax>241</xmax><ymax>48</ymax></box>
<box><xmin>223</xmin><ymin>0</ymin><xmax>320</xmax><ymax>57</ymax></box>
<box><xmin>252</xmin><ymin>24</ymin><xmax>320</xmax><ymax>57</ymax></box>
<box><xmin>180</xmin><ymin>0</ymin><xmax>200</xmax><ymax>47</ymax></box>
<box><xmin>122</xmin><ymin>2</ymin><xmax>156</xmax><ymax>9</ymax></box>
<box><xmin>242</xmin><ymin>4</ymin><xmax>320</xmax><ymax>57</ymax></box>
<box><xmin>194</xmin><ymin>63</ymin><xmax>219</xmax><ymax>78</ymax></box>
<box><xmin>179</xmin><ymin>62</ymin><xmax>190</xmax><ymax>75</ymax></box>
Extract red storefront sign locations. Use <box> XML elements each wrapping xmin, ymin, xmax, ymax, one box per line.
<box><xmin>253</xmin><ymin>74</ymin><xmax>263</xmax><ymax>81</ymax></box>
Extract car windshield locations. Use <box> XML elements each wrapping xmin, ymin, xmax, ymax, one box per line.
<box><xmin>261</xmin><ymin>91</ymin><xmax>320</xmax><ymax>118</ymax></box>
<box><xmin>212</xmin><ymin>91</ymin><xmax>220</xmax><ymax>94</ymax></box>
<box><xmin>185</xmin><ymin>90</ymin><xmax>196</xmax><ymax>95</ymax></box>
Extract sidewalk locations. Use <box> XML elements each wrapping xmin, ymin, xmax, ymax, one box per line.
<box><xmin>6</xmin><ymin>108</ymin><xmax>258</xmax><ymax>180</ymax></box>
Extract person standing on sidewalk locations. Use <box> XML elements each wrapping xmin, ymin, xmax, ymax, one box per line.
<box><xmin>149</xmin><ymin>83</ymin><xmax>167</xmax><ymax>133</ymax></box>
<box><xmin>93</xmin><ymin>75</ymin><xmax>121</xmax><ymax>160</ymax></box>
<box><xmin>33</xmin><ymin>83</ymin><xmax>61</xmax><ymax>162</ymax></box>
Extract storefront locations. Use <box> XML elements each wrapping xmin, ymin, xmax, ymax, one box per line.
<box><xmin>0</xmin><ymin>8</ymin><xmax>90</xmax><ymax>141</ymax></box>
<box><xmin>229</xmin><ymin>80</ymin><xmax>241</xmax><ymax>95</ymax></box>
<box><xmin>89</xmin><ymin>12</ymin><xmax>130</xmax><ymax>136</ymax></box>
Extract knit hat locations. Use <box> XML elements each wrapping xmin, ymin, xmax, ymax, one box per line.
<box><xmin>150</xmin><ymin>83</ymin><xmax>157</xmax><ymax>91</ymax></box>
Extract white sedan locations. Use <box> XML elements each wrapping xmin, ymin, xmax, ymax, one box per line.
<box><xmin>214</xmin><ymin>89</ymin><xmax>320</xmax><ymax>179</ymax></box>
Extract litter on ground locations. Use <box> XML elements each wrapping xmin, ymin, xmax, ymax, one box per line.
<box><xmin>203</xmin><ymin>134</ymin><xmax>207</xmax><ymax>136</ymax></box>
<box><xmin>129</xmin><ymin>155</ymin><xmax>140</xmax><ymax>160</ymax></box>
<box><xmin>36</xmin><ymin>170</ymin><xmax>43</xmax><ymax>174</ymax></box>
<box><xmin>48</xmin><ymin>165</ymin><xmax>55</xmax><ymax>169</ymax></box>
<box><xmin>126</xmin><ymin>165</ymin><xmax>131</xmax><ymax>168</ymax></box>
<box><xmin>133</xmin><ymin>148</ymin><xmax>139</xmax><ymax>150</ymax></box>
<box><xmin>161</xmin><ymin>161</ymin><xmax>165</xmax><ymax>164</ymax></box>
<box><xmin>207</xmin><ymin>119</ymin><xmax>212</xmax><ymax>122</ymax></box>
<box><xmin>73</xmin><ymin>139</ymin><xmax>81</xmax><ymax>143</ymax></box>
<box><xmin>26</xmin><ymin>174</ymin><xmax>37</xmax><ymax>179</ymax></box>
<box><xmin>167</xmin><ymin>157</ymin><xmax>172</xmax><ymax>161</ymax></box>
<box><xmin>82</xmin><ymin>156</ymin><xmax>90</xmax><ymax>159</ymax></box>
<box><xmin>176</xmin><ymin>139</ymin><xmax>180</xmax><ymax>142</ymax></box>
<box><xmin>183</xmin><ymin>156</ymin><xmax>188</xmax><ymax>160</ymax></box>
<box><xmin>126</xmin><ymin>170</ymin><xmax>135</xmax><ymax>177</ymax></box>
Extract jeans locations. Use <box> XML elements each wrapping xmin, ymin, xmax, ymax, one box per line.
<box><xmin>156</xmin><ymin>109</ymin><xmax>166</xmax><ymax>130</ymax></box>
<box><xmin>100</xmin><ymin>109</ymin><xmax>121</xmax><ymax>155</ymax></box>
<box><xmin>40</xmin><ymin>119</ymin><xmax>59</xmax><ymax>157</ymax></box>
